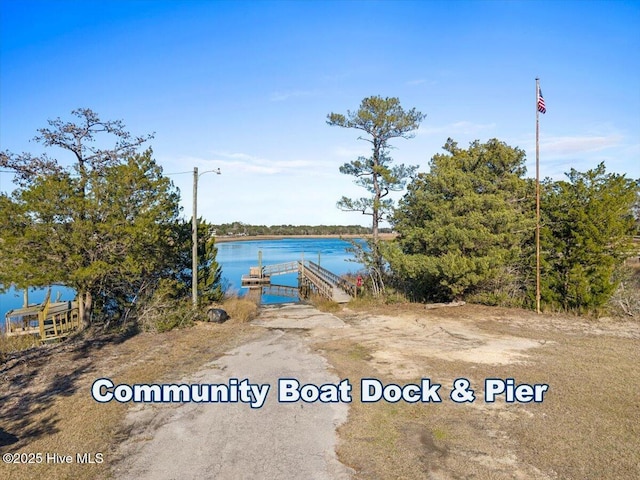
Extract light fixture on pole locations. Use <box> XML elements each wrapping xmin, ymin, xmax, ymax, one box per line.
<box><xmin>193</xmin><ymin>166</ymin><xmax>221</xmax><ymax>307</ymax></box>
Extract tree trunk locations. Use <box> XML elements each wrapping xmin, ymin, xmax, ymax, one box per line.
<box><xmin>80</xmin><ymin>290</ymin><xmax>92</xmax><ymax>328</ymax></box>
<box><xmin>78</xmin><ymin>294</ymin><xmax>85</xmax><ymax>329</ymax></box>
<box><xmin>372</xmin><ymin>206</ymin><xmax>379</xmax><ymax>245</ymax></box>
<box><xmin>371</xmin><ymin>139</ymin><xmax>382</xmax><ymax>269</ymax></box>
<box><xmin>371</xmin><ymin>140</ymin><xmax>381</xmax><ymax>244</ymax></box>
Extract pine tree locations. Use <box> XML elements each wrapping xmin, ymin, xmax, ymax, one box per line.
<box><xmin>540</xmin><ymin>163</ymin><xmax>638</xmax><ymax>312</ymax></box>
<box><xmin>0</xmin><ymin>110</ymin><xmax>188</xmax><ymax>324</ymax></box>
<box><xmin>388</xmin><ymin>138</ymin><xmax>532</xmax><ymax>302</ymax></box>
<box><xmin>327</xmin><ymin>96</ymin><xmax>425</xmax><ymax>294</ymax></box>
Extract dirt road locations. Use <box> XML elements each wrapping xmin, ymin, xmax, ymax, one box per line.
<box><xmin>113</xmin><ymin>305</ymin><xmax>354</xmax><ymax>480</ymax></box>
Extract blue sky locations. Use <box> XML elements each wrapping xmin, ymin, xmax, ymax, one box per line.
<box><xmin>1</xmin><ymin>0</ymin><xmax>638</xmax><ymax>226</ymax></box>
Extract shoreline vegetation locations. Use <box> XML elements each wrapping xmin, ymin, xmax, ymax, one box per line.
<box><xmin>214</xmin><ymin>232</ymin><xmax>398</xmax><ymax>243</ymax></box>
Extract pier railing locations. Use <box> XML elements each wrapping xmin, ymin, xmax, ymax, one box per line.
<box><xmin>262</xmin><ymin>261</ymin><xmax>300</xmax><ymax>277</ymax></box>
<box><xmin>4</xmin><ymin>290</ymin><xmax>80</xmax><ymax>342</ymax></box>
<box><xmin>242</xmin><ymin>259</ymin><xmax>356</xmax><ymax>303</ymax></box>
<box><xmin>300</xmin><ymin>263</ymin><xmax>335</xmax><ymax>300</ymax></box>
<box><xmin>306</xmin><ymin>261</ymin><xmax>357</xmax><ymax>297</ymax></box>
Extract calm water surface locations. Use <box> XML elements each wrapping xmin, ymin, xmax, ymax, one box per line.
<box><xmin>216</xmin><ymin>237</ymin><xmax>365</xmax><ymax>303</ymax></box>
<box><xmin>0</xmin><ymin>238</ymin><xmax>365</xmax><ymax>327</ymax></box>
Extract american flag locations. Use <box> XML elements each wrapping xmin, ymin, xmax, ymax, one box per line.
<box><xmin>537</xmin><ymin>88</ymin><xmax>546</xmax><ymax>114</ymax></box>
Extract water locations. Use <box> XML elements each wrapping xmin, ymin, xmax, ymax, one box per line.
<box><xmin>0</xmin><ymin>238</ymin><xmax>365</xmax><ymax>330</ymax></box>
<box><xmin>216</xmin><ymin>237</ymin><xmax>365</xmax><ymax>303</ymax></box>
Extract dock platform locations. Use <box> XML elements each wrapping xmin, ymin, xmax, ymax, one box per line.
<box><xmin>241</xmin><ymin>260</ymin><xmax>356</xmax><ymax>303</ymax></box>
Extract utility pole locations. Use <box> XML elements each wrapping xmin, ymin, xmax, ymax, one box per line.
<box><xmin>192</xmin><ymin>167</ymin><xmax>221</xmax><ymax>307</ymax></box>
<box><xmin>192</xmin><ymin>167</ymin><xmax>199</xmax><ymax>307</ymax></box>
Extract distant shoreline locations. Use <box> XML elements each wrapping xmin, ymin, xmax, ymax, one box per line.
<box><xmin>214</xmin><ymin>233</ymin><xmax>397</xmax><ymax>243</ymax></box>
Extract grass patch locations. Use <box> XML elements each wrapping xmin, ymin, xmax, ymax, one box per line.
<box><xmin>346</xmin><ymin>343</ymin><xmax>372</xmax><ymax>361</ymax></box>
<box><xmin>347</xmin><ymin>289</ymin><xmax>411</xmax><ymax>311</ymax></box>
<box><xmin>346</xmin><ymin>295</ymin><xmax>386</xmax><ymax>310</ymax></box>
<box><xmin>309</xmin><ymin>294</ymin><xmax>341</xmax><ymax>313</ymax></box>
<box><xmin>220</xmin><ymin>296</ymin><xmax>259</xmax><ymax>323</ymax></box>
<box><xmin>509</xmin><ymin>334</ymin><xmax>640</xmax><ymax>479</ymax></box>
<box><xmin>0</xmin><ymin>333</ymin><xmax>39</xmax><ymax>360</ymax></box>
<box><xmin>432</xmin><ymin>428</ymin><xmax>448</xmax><ymax>441</ymax></box>
<box><xmin>315</xmin><ymin>337</ymin><xmax>443</xmax><ymax>479</ymax></box>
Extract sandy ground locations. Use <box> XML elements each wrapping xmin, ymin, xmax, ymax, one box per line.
<box><xmin>110</xmin><ymin>303</ymin><xmax>563</xmax><ymax>479</ymax></box>
<box><xmin>318</xmin><ymin>304</ymin><xmax>640</xmax><ymax>480</ymax></box>
<box><xmin>253</xmin><ymin>304</ymin><xmax>557</xmax><ymax>479</ymax></box>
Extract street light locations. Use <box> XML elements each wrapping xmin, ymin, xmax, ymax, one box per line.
<box><xmin>193</xmin><ymin>166</ymin><xmax>221</xmax><ymax>307</ymax></box>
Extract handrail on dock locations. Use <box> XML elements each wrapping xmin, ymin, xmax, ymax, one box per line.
<box><xmin>4</xmin><ymin>290</ymin><xmax>81</xmax><ymax>342</ymax></box>
<box><xmin>306</xmin><ymin>261</ymin><xmax>357</xmax><ymax>297</ymax></box>
<box><xmin>241</xmin><ymin>259</ymin><xmax>356</xmax><ymax>303</ymax></box>
<box><xmin>300</xmin><ymin>264</ymin><xmax>335</xmax><ymax>299</ymax></box>
<box><xmin>262</xmin><ymin>261</ymin><xmax>300</xmax><ymax>276</ymax></box>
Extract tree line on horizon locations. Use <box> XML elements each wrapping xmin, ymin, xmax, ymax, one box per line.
<box><xmin>211</xmin><ymin>222</ymin><xmax>392</xmax><ymax>237</ymax></box>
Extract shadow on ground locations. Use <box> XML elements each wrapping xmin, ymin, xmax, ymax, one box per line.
<box><xmin>0</xmin><ymin>326</ymin><xmax>138</xmax><ymax>449</ymax></box>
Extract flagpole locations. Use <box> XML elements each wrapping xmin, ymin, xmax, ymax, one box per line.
<box><xmin>535</xmin><ymin>78</ymin><xmax>541</xmax><ymax>314</ymax></box>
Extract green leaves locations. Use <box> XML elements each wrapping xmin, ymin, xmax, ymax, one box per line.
<box><xmin>390</xmin><ymin>139</ymin><xmax>532</xmax><ymax>302</ymax></box>
<box><xmin>328</xmin><ymin>95</ymin><xmax>424</xmax><ymax>235</ymax></box>
<box><xmin>389</xmin><ymin>141</ymin><xmax>639</xmax><ymax>312</ymax></box>
<box><xmin>197</xmin><ymin>225</ymin><xmax>224</xmax><ymax>305</ymax></box>
<box><xmin>540</xmin><ymin>163</ymin><xmax>638</xmax><ymax>311</ymax></box>
<box><xmin>328</xmin><ymin>96</ymin><xmax>426</xmax><ymax>141</ymax></box>
<box><xmin>0</xmin><ymin>109</ymin><xmax>189</xmax><ymax>324</ymax></box>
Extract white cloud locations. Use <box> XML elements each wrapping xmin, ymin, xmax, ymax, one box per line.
<box><xmin>178</xmin><ymin>151</ymin><xmax>321</xmax><ymax>176</ymax></box>
<box><xmin>164</xmin><ymin>152</ymin><xmax>319</xmax><ymax>176</ymax></box>
<box><xmin>541</xmin><ymin>134</ymin><xmax>623</xmax><ymax>156</ymax></box>
<box><xmin>520</xmin><ymin>132</ymin><xmax>637</xmax><ymax>180</ymax></box>
<box><xmin>269</xmin><ymin>89</ymin><xmax>317</xmax><ymax>102</ymax></box>
<box><xmin>191</xmin><ymin>161</ymin><xmax>367</xmax><ymax>226</ymax></box>
<box><xmin>215</xmin><ymin>160</ymin><xmax>280</xmax><ymax>175</ymax></box>
<box><xmin>332</xmin><ymin>146</ymin><xmax>370</xmax><ymax>159</ymax></box>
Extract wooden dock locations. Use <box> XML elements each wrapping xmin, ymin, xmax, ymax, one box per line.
<box><xmin>242</xmin><ymin>259</ymin><xmax>356</xmax><ymax>303</ymax></box>
<box><xmin>3</xmin><ymin>289</ymin><xmax>81</xmax><ymax>342</ymax></box>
